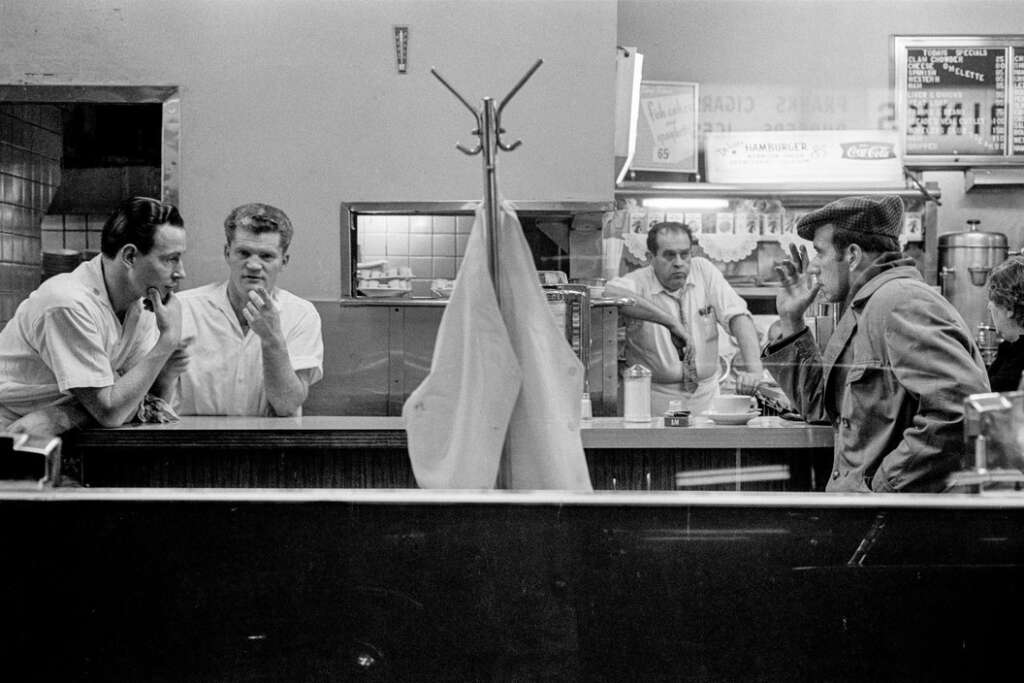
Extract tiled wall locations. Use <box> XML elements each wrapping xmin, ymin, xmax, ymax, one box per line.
<box><xmin>0</xmin><ymin>104</ymin><xmax>62</xmax><ymax>327</ymax></box>
<box><xmin>357</xmin><ymin>214</ymin><xmax>474</xmax><ymax>294</ymax></box>
<box><xmin>40</xmin><ymin>213</ymin><xmax>107</xmax><ymax>253</ymax></box>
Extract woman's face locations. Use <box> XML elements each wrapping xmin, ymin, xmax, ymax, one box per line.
<box><xmin>988</xmin><ymin>298</ymin><xmax>1020</xmax><ymax>341</ymax></box>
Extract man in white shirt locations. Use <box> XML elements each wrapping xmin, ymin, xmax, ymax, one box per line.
<box><xmin>175</xmin><ymin>203</ymin><xmax>323</xmax><ymax>416</ymax></box>
<box><xmin>0</xmin><ymin>196</ymin><xmax>188</xmax><ymax>434</ymax></box>
<box><xmin>606</xmin><ymin>221</ymin><xmax>764</xmax><ymax>415</ymax></box>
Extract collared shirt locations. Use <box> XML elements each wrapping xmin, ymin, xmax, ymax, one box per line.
<box><xmin>175</xmin><ymin>282</ymin><xmax>323</xmax><ymax>416</ymax></box>
<box><xmin>609</xmin><ymin>257</ymin><xmax>753</xmax><ymax>386</ymax></box>
<box><xmin>0</xmin><ymin>256</ymin><xmax>156</xmax><ymax>426</ymax></box>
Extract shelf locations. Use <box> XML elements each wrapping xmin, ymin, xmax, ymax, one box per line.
<box><xmin>615</xmin><ymin>181</ymin><xmax>940</xmax><ymax>204</ymax></box>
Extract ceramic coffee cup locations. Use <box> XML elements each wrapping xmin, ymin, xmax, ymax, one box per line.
<box><xmin>711</xmin><ymin>394</ymin><xmax>758</xmax><ymax>414</ymax></box>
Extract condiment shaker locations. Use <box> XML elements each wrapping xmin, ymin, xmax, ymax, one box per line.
<box><xmin>623</xmin><ymin>363</ymin><xmax>652</xmax><ymax>422</ymax></box>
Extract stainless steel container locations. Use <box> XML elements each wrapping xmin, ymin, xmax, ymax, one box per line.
<box><xmin>938</xmin><ymin>220</ymin><xmax>1008</xmax><ymax>335</ymax></box>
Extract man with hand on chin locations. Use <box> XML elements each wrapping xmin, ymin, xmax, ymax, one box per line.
<box><xmin>0</xmin><ymin>196</ymin><xmax>188</xmax><ymax>434</ymax></box>
<box><xmin>175</xmin><ymin>203</ymin><xmax>323</xmax><ymax>416</ymax></box>
<box><xmin>763</xmin><ymin>195</ymin><xmax>989</xmax><ymax>493</ymax></box>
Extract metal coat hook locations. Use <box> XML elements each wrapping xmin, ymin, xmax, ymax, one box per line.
<box><xmin>430</xmin><ymin>59</ymin><xmax>543</xmax><ymax>156</ymax></box>
<box><xmin>428</xmin><ymin>59</ymin><xmax>544</xmax><ymax>490</ymax></box>
<box><xmin>495</xmin><ymin>59</ymin><xmax>543</xmax><ymax>151</ymax></box>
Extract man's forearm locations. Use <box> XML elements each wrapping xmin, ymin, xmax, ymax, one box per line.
<box><xmin>7</xmin><ymin>402</ymin><xmax>94</xmax><ymax>435</ymax></box>
<box><xmin>729</xmin><ymin>315</ymin><xmax>764</xmax><ymax>373</ymax></box>
<box><xmin>71</xmin><ymin>339</ymin><xmax>176</xmax><ymax>427</ymax></box>
<box><xmin>261</xmin><ymin>336</ymin><xmax>308</xmax><ymax>416</ymax></box>
<box><xmin>605</xmin><ymin>285</ymin><xmax>686</xmax><ymax>339</ymax></box>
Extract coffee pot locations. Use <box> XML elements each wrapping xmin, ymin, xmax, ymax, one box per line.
<box><xmin>938</xmin><ymin>219</ymin><xmax>1008</xmax><ymax>335</ymax></box>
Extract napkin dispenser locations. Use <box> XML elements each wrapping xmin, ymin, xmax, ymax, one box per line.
<box><xmin>947</xmin><ymin>392</ymin><xmax>1024</xmax><ymax>491</ymax></box>
<box><xmin>0</xmin><ymin>431</ymin><xmax>63</xmax><ymax>488</ymax></box>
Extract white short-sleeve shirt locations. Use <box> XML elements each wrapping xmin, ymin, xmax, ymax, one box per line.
<box><xmin>608</xmin><ymin>257</ymin><xmax>752</xmax><ymax>385</ymax></box>
<box><xmin>0</xmin><ymin>256</ymin><xmax>157</xmax><ymax>426</ymax></box>
<box><xmin>175</xmin><ymin>282</ymin><xmax>324</xmax><ymax>416</ymax></box>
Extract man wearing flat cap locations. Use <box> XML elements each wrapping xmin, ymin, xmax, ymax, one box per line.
<box><xmin>173</xmin><ymin>203</ymin><xmax>323</xmax><ymax>416</ymax></box>
<box><xmin>764</xmin><ymin>195</ymin><xmax>989</xmax><ymax>493</ymax></box>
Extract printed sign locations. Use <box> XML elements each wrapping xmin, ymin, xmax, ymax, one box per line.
<box><xmin>631</xmin><ymin>81</ymin><xmax>699</xmax><ymax>173</ymax></box>
<box><xmin>704</xmin><ymin>129</ymin><xmax>904</xmax><ymax>186</ymax></box>
<box><xmin>894</xmin><ymin>35</ymin><xmax>1024</xmax><ymax>165</ymax></box>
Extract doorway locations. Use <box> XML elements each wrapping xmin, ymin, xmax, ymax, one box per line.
<box><xmin>0</xmin><ymin>85</ymin><xmax>179</xmax><ymax>325</ymax></box>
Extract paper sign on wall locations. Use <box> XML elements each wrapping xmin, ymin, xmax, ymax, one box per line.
<box><xmin>705</xmin><ymin>129</ymin><xmax>904</xmax><ymax>186</ymax></box>
<box><xmin>631</xmin><ymin>80</ymin><xmax>699</xmax><ymax>174</ymax></box>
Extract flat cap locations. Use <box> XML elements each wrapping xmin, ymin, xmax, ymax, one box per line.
<box><xmin>796</xmin><ymin>195</ymin><xmax>904</xmax><ymax>241</ymax></box>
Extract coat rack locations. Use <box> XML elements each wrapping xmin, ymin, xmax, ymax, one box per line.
<box><xmin>430</xmin><ymin>59</ymin><xmax>543</xmax><ymax>305</ymax></box>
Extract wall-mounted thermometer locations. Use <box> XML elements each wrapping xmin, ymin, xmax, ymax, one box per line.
<box><xmin>394</xmin><ymin>25</ymin><xmax>409</xmax><ymax>74</ymax></box>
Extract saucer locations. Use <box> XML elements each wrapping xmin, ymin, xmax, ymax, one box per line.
<box><xmin>704</xmin><ymin>410</ymin><xmax>760</xmax><ymax>425</ymax></box>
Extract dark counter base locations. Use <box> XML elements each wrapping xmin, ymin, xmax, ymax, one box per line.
<box><xmin>71</xmin><ymin>446</ymin><xmax>831</xmax><ymax>491</ymax></box>
<box><xmin>63</xmin><ymin>428</ymin><xmax>833</xmax><ymax>492</ymax></box>
<box><xmin>4</xmin><ymin>493</ymin><xmax>1023</xmax><ymax>681</ymax></box>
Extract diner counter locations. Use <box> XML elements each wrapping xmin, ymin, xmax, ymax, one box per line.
<box><xmin>68</xmin><ymin>415</ymin><xmax>833</xmax><ymax>450</ymax></box>
<box><xmin>338</xmin><ymin>296</ymin><xmax>625</xmax><ymax>308</ymax></box>
<box><xmin>59</xmin><ymin>416</ymin><xmax>834</xmax><ymax>491</ymax></box>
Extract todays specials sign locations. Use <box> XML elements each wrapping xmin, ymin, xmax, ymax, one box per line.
<box><xmin>894</xmin><ymin>35</ymin><xmax>1024</xmax><ymax>165</ymax></box>
<box><xmin>704</xmin><ymin>130</ymin><xmax>904</xmax><ymax>186</ymax></box>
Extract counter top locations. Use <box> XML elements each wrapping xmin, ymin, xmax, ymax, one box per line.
<box><xmin>338</xmin><ymin>297</ymin><xmax>625</xmax><ymax>307</ymax></box>
<box><xmin>66</xmin><ymin>415</ymin><xmax>833</xmax><ymax>450</ymax></box>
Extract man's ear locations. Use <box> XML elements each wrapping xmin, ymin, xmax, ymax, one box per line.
<box><xmin>223</xmin><ymin>242</ymin><xmax>230</xmax><ymax>261</ymax></box>
<box><xmin>119</xmin><ymin>244</ymin><xmax>138</xmax><ymax>268</ymax></box>
<box><xmin>847</xmin><ymin>243</ymin><xmax>863</xmax><ymax>271</ymax></box>
<box><xmin>281</xmin><ymin>252</ymin><xmax>290</xmax><ymax>268</ymax></box>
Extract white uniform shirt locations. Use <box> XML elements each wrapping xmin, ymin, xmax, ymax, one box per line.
<box><xmin>608</xmin><ymin>257</ymin><xmax>752</xmax><ymax>411</ymax></box>
<box><xmin>176</xmin><ymin>282</ymin><xmax>323</xmax><ymax>416</ymax></box>
<box><xmin>0</xmin><ymin>256</ymin><xmax>157</xmax><ymax>426</ymax></box>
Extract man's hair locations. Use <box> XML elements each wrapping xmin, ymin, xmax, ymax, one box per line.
<box><xmin>101</xmin><ymin>196</ymin><xmax>184</xmax><ymax>258</ymax></box>
<box><xmin>830</xmin><ymin>226</ymin><xmax>900</xmax><ymax>258</ymax></box>
<box><xmin>647</xmin><ymin>221</ymin><xmax>694</xmax><ymax>255</ymax></box>
<box><xmin>987</xmin><ymin>255</ymin><xmax>1024</xmax><ymax>328</ymax></box>
<box><xmin>224</xmin><ymin>203</ymin><xmax>293</xmax><ymax>253</ymax></box>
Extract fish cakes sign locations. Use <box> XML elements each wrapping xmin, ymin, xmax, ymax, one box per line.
<box><xmin>631</xmin><ymin>80</ymin><xmax>699</xmax><ymax>174</ymax></box>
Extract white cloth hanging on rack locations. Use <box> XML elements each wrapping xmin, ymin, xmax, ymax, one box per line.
<box><xmin>403</xmin><ymin>200</ymin><xmax>592</xmax><ymax>490</ymax></box>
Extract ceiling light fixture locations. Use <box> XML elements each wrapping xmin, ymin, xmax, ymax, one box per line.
<box><xmin>641</xmin><ymin>197</ymin><xmax>730</xmax><ymax>210</ymax></box>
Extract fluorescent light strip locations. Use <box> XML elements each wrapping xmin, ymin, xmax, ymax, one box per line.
<box><xmin>641</xmin><ymin>197</ymin><xmax>731</xmax><ymax>210</ymax></box>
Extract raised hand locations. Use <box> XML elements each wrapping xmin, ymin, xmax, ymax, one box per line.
<box><xmin>243</xmin><ymin>287</ymin><xmax>283</xmax><ymax>341</ymax></box>
<box><xmin>773</xmin><ymin>243</ymin><xmax>821</xmax><ymax>333</ymax></box>
<box><xmin>147</xmin><ymin>287</ymin><xmax>183</xmax><ymax>348</ymax></box>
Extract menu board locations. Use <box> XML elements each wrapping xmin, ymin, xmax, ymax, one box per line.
<box><xmin>895</xmin><ymin>36</ymin><xmax>1024</xmax><ymax>165</ymax></box>
<box><xmin>1015</xmin><ymin>51</ymin><xmax>1024</xmax><ymax>153</ymax></box>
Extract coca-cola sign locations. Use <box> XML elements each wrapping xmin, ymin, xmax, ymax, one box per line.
<box><xmin>841</xmin><ymin>142</ymin><xmax>897</xmax><ymax>160</ymax></box>
<box><xmin>706</xmin><ymin>130</ymin><xmax>904</xmax><ymax>185</ymax></box>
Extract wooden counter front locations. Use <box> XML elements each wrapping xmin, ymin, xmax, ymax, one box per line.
<box><xmin>63</xmin><ymin>416</ymin><xmax>834</xmax><ymax>491</ymax></box>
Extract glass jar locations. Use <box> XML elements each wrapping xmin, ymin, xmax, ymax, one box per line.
<box><xmin>623</xmin><ymin>363</ymin><xmax>652</xmax><ymax>422</ymax></box>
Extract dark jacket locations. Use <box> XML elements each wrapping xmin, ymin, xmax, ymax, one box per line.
<box><xmin>764</xmin><ymin>255</ymin><xmax>990</xmax><ymax>492</ymax></box>
<box><xmin>987</xmin><ymin>337</ymin><xmax>1024</xmax><ymax>392</ymax></box>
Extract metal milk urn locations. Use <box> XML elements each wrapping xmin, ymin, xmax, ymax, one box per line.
<box><xmin>938</xmin><ymin>219</ymin><xmax>1008</xmax><ymax>335</ymax></box>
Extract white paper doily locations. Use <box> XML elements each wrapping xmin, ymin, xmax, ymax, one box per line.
<box><xmin>622</xmin><ymin>232</ymin><xmax>649</xmax><ymax>265</ymax></box>
<box><xmin>695</xmin><ymin>232</ymin><xmax>758</xmax><ymax>263</ymax></box>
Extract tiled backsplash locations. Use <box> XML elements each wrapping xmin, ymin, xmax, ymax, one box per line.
<box><xmin>0</xmin><ymin>104</ymin><xmax>62</xmax><ymax>327</ymax></box>
<box><xmin>40</xmin><ymin>213</ymin><xmax>108</xmax><ymax>253</ymax></box>
<box><xmin>357</xmin><ymin>214</ymin><xmax>474</xmax><ymax>294</ymax></box>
